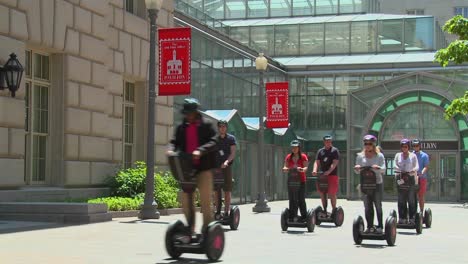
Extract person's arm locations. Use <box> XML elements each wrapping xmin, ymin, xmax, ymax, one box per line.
<box><xmin>167</xmin><ymin>125</ymin><xmax>179</xmax><ymax>154</ymax></box>
<box><xmin>421</xmin><ymin>155</ymin><xmax>429</xmax><ymax>175</ymax></box>
<box><xmin>222</xmin><ymin>144</ymin><xmax>236</xmax><ymax>168</ymax></box>
<box><xmin>412</xmin><ymin>154</ymin><xmax>419</xmax><ymax>176</ymax></box>
<box><xmin>312</xmin><ymin>151</ymin><xmax>319</xmax><ymax>175</ymax></box>
<box><xmin>375</xmin><ymin>154</ymin><xmax>386</xmax><ymax>173</ymax></box>
<box><xmin>300</xmin><ymin>155</ymin><xmax>309</xmax><ymax>172</ymax></box>
<box><xmin>325</xmin><ymin>159</ymin><xmax>339</xmax><ymax>176</ymax></box>
<box><xmin>393</xmin><ymin>153</ymin><xmax>400</xmax><ymax>178</ymax></box>
<box><xmin>196</xmin><ymin>123</ymin><xmax>218</xmax><ymax>156</ymax></box>
<box><xmin>354</xmin><ymin>155</ymin><xmax>362</xmax><ymax>173</ymax></box>
<box><xmin>282</xmin><ymin>155</ymin><xmax>289</xmax><ymax>172</ymax></box>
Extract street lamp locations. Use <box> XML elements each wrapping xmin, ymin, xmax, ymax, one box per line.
<box><xmin>139</xmin><ymin>0</ymin><xmax>164</xmax><ymax>220</ymax></box>
<box><xmin>252</xmin><ymin>53</ymin><xmax>271</xmax><ymax>213</ymax></box>
<box><xmin>0</xmin><ymin>53</ymin><xmax>24</xmax><ymax>97</ymax></box>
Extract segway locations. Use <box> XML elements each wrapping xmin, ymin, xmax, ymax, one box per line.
<box><xmin>213</xmin><ymin>168</ymin><xmax>240</xmax><ymax>230</ymax></box>
<box><xmin>313</xmin><ymin>172</ymin><xmax>344</xmax><ymax>227</ymax></box>
<box><xmin>422</xmin><ymin>208</ymin><xmax>432</xmax><ymax>228</ymax></box>
<box><xmin>166</xmin><ymin>153</ymin><xmax>225</xmax><ymax>261</ymax></box>
<box><xmin>391</xmin><ymin>172</ymin><xmax>423</xmax><ymax>234</ymax></box>
<box><xmin>352</xmin><ymin>167</ymin><xmax>397</xmax><ymax>246</ymax></box>
<box><xmin>281</xmin><ymin>168</ymin><xmax>316</xmax><ymax>232</ymax></box>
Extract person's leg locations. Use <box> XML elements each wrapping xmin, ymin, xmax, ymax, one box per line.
<box><xmin>397</xmin><ymin>189</ymin><xmax>405</xmax><ymax>223</ymax></box>
<box><xmin>408</xmin><ymin>186</ymin><xmax>416</xmax><ymax>220</ymax></box>
<box><xmin>288</xmin><ymin>188</ymin><xmax>295</xmax><ymax>220</ymax></box>
<box><xmin>328</xmin><ymin>175</ymin><xmax>339</xmax><ymax>211</ymax></box>
<box><xmin>298</xmin><ymin>182</ymin><xmax>308</xmax><ymax>219</ymax></box>
<box><xmin>374</xmin><ymin>184</ymin><xmax>384</xmax><ymax>229</ymax></box>
<box><xmin>317</xmin><ymin>182</ymin><xmax>327</xmax><ymax>215</ymax></box>
<box><xmin>363</xmin><ymin>193</ymin><xmax>374</xmax><ymax>229</ymax></box>
<box><xmin>181</xmin><ymin>191</ymin><xmax>195</xmax><ymax>233</ymax></box>
<box><xmin>197</xmin><ymin>170</ymin><xmax>213</xmax><ymax>232</ymax></box>
<box><xmin>223</xmin><ymin>167</ymin><xmax>233</xmax><ymax>215</ymax></box>
<box><xmin>214</xmin><ymin>188</ymin><xmax>222</xmax><ymax>215</ymax></box>
<box><xmin>418</xmin><ymin>178</ymin><xmax>427</xmax><ymax>212</ymax></box>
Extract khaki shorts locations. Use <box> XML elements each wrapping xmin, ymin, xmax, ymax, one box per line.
<box><xmin>222</xmin><ymin>166</ymin><xmax>233</xmax><ymax>192</ymax></box>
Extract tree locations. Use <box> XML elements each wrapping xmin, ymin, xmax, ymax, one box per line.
<box><xmin>434</xmin><ymin>15</ymin><xmax>468</xmax><ymax>119</ymax></box>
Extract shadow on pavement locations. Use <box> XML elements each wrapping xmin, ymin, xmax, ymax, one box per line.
<box><xmin>119</xmin><ymin>220</ymin><xmax>170</xmax><ymax>225</ymax></box>
<box><xmin>156</xmin><ymin>257</ymin><xmax>221</xmax><ymax>264</ymax></box>
<box><xmin>355</xmin><ymin>244</ymin><xmax>387</xmax><ymax>249</ymax></box>
<box><xmin>284</xmin><ymin>230</ymin><xmax>313</xmax><ymax>235</ymax></box>
<box><xmin>397</xmin><ymin>231</ymin><xmax>418</xmax><ymax>236</ymax></box>
<box><xmin>317</xmin><ymin>224</ymin><xmax>338</xmax><ymax>229</ymax></box>
<box><xmin>0</xmin><ymin>222</ymin><xmax>71</xmax><ymax>235</ymax></box>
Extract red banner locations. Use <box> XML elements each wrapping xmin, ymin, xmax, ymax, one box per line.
<box><xmin>158</xmin><ymin>27</ymin><xmax>191</xmax><ymax>96</ymax></box>
<box><xmin>266</xmin><ymin>82</ymin><xmax>289</xmax><ymax>128</ymax></box>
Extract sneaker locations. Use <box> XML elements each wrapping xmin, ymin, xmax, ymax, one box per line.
<box><xmin>299</xmin><ymin>216</ymin><xmax>307</xmax><ymax>223</ymax></box>
<box><xmin>409</xmin><ymin>218</ymin><xmax>415</xmax><ymax>225</ymax></box>
<box><xmin>364</xmin><ymin>227</ymin><xmax>371</xmax><ymax>233</ymax></box>
<box><xmin>375</xmin><ymin>227</ymin><xmax>383</xmax><ymax>234</ymax></box>
<box><xmin>398</xmin><ymin>218</ymin><xmax>405</xmax><ymax>224</ymax></box>
<box><xmin>175</xmin><ymin>234</ymin><xmax>191</xmax><ymax>244</ymax></box>
<box><xmin>319</xmin><ymin>212</ymin><xmax>327</xmax><ymax>218</ymax></box>
<box><xmin>369</xmin><ymin>226</ymin><xmax>376</xmax><ymax>233</ymax></box>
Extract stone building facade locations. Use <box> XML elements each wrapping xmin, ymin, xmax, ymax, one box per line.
<box><xmin>0</xmin><ymin>0</ymin><xmax>174</xmax><ymax>194</ymax></box>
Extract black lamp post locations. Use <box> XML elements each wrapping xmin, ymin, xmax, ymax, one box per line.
<box><xmin>0</xmin><ymin>53</ymin><xmax>24</xmax><ymax>97</ymax></box>
<box><xmin>139</xmin><ymin>0</ymin><xmax>164</xmax><ymax>220</ymax></box>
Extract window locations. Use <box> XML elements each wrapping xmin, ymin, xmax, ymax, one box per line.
<box><xmin>24</xmin><ymin>50</ymin><xmax>50</xmax><ymax>184</ymax></box>
<box><xmin>123</xmin><ymin>81</ymin><xmax>135</xmax><ymax>169</ymax></box>
<box><xmin>125</xmin><ymin>0</ymin><xmax>137</xmax><ymax>14</ymax></box>
<box><xmin>406</xmin><ymin>9</ymin><xmax>424</xmax><ymax>15</ymax></box>
<box><xmin>455</xmin><ymin>7</ymin><xmax>468</xmax><ymax>17</ymax></box>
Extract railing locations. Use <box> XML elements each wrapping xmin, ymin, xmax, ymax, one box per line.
<box><xmin>175</xmin><ymin>0</ymin><xmax>231</xmax><ymax>35</ymax></box>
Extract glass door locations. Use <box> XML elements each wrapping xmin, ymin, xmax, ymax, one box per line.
<box><xmin>439</xmin><ymin>153</ymin><xmax>458</xmax><ymax>201</ymax></box>
<box><xmin>425</xmin><ymin>152</ymin><xmax>439</xmax><ymax>200</ymax></box>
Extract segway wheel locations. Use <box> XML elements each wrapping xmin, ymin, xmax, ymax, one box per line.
<box><xmin>415</xmin><ymin>212</ymin><xmax>423</xmax><ymax>234</ymax></box>
<box><xmin>306</xmin><ymin>209</ymin><xmax>316</xmax><ymax>233</ymax></box>
<box><xmin>315</xmin><ymin>206</ymin><xmax>323</xmax><ymax>225</ymax></box>
<box><xmin>352</xmin><ymin>215</ymin><xmax>364</xmax><ymax>245</ymax></box>
<box><xmin>385</xmin><ymin>216</ymin><xmax>397</xmax><ymax>246</ymax></box>
<box><xmin>229</xmin><ymin>206</ymin><xmax>240</xmax><ymax>230</ymax></box>
<box><xmin>424</xmin><ymin>208</ymin><xmax>432</xmax><ymax>228</ymax></box>
<box><xmin>205</xmin><ymin>222</ymin><xmax>225</xmax><ymax>261</ymax></box>
<box><xmin>281</xmin><ymin>208</ymin><xmax>289</xmax><ymax>231</ymax></box>
<box><xmin>333</xmin><ymin>206</ymin><xmax>345</xmax><ymax>227</ymax></box>
<box><xmin>165</xmin><ymin>220</ymin><xmax>185</xmax><ymax>259</ymax></box>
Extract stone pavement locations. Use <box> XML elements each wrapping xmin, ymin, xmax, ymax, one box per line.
<box><xmin>0</xmin><ymin>199</ymin><xmax>467</xmax><ymax>264</ymax></box>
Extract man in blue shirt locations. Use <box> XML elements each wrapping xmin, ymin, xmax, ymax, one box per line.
<box><xmin>412</xmin><ymin>139</ymin><xmax>430</xmax><ymax>212</ymax></box>
<box><xmin>215</xmin><ymin>120</ymin><xmax>237</xmax><ymax>217</ymax></box>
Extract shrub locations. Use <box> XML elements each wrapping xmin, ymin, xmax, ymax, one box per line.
<box><xmin>88</xmin><ymin>196</ymin><xmax>143</xmax><ymax>211</ymax></box>
<box><xmin>155</xmin><ymin>171</ymin><xmax>180</xmax><ymax>209</ymax></box>
<box><xmin>107</xmin><ymin>161</ymin><xmax>146</xmax><ymax>198</ymax></box>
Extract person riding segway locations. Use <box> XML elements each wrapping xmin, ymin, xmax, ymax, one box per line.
<box><xmin>412</xmin><ymin>139</ymin><xmax>432</xmax><ymax>228</ymax></box>
<box><xmin>353</xmin><ymin>135</ymin><xmax>396</xmax><ymax>246</ymax></box>
<box><xmin>165</xmin><ymin>98</ymin><xmax>225</xmax><ymax>261</ymax></box>
<box><xmin>281</xmin><ymin>140</ymin><xmax>315</xmax><ymax>232</ymax></box>
<box><xmin>213</xmin><ymin>120</ymin><xmax>240</xmax><ymax>230</ymax></box>
<box><xmin>312</xmin><ymin>135</ymin><xmax>344</xmax><ymax>227</ymax></box>
<box><xmin>390</xmin><ymin>138</ymin><xmax>423</xmax><ymax>234</ymax></box>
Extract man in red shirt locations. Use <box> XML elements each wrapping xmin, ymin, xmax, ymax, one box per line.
<box><xmin>312</xmin><ymin>135</ymin><xmax>340</xmax><ymax>217</ymax></box>
<box><xmin>168</xmin><ymin>98</ymin><xmax>218</xmax><ymax>235</ymax></box>
<box><xmin>282</xmin><ymin>140</ymin><xmax>309</xmax><ymax>222</ymax></box>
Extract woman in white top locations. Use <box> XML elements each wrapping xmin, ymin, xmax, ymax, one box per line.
<box><xmin>354</xmin><ymin>135</ymin><xmax>386</xmax><ymax>233</ymax></box>
<box><xmin>394</xmin><ymin>138</ymin><xmax>419</xmax><ymax>224</ymax></box>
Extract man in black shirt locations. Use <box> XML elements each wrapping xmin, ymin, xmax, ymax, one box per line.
<box><xmin>312</xmin><ymin>135</ymin><xmax>340</xmax><ymax>217</ymax></box>
<box><xmin>215</xmin><ymin>120</ymin><xmax>237</xmax><ymax>217</ymax></box>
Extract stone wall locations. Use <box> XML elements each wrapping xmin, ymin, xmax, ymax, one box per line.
<box><xmin>0</xmin><ymin>0</ymin><xmax>174</xmax><ymax>187</ymax></box>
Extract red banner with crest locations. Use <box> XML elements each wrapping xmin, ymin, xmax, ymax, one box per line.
<box><xmin>158</xmin><ymin>27</ymin><xmax>191</xmax><ymax>96</ymax></box>
<box><xmin>266</xmin><ymin>82</ymin><xmax>289</xmax><ymax>128</ymax></box>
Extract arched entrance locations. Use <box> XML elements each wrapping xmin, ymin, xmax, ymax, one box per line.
<box><xmin>347</xmin><ymin>72</ymin><xmax>468</xmax><ymax>201</ymax></box>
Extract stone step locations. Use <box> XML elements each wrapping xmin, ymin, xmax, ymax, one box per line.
<box><xmin>0</xmin><ymin>188</ymin><xmax>109</xmax><ymax>202</ymax></box>
<box><xmin>0</xmin><ymin>202</ymin><xmax>112</xmax><ymax>224</ymax></box>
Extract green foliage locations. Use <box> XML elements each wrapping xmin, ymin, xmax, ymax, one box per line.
<box><xmin>106</xmin><ymin>161</ymin><xmax>182</xmax><ymax>209</ymax></box>
<box><xmin>434</xmin><ymin>15</ymin><xmax>468</xmax><ymax>118</ymax></box>
<box><xmin>88</xmin><ymin>196</ymin><xmax>143</xmax><ymax>211</ymax></box>
<box><xmin>107</xmin><ymin>161</ymin><xmax>146</xmax><ymax>197</ymax></box>
<box><xmin>445</xmin><ymin>91</ymin><xmax>468</xmax><ymax>119</ymax></box>
<box><xmin>155</xmin><ymin>171</ymin><xmax>181</xmax><ymax>209</ymax></box>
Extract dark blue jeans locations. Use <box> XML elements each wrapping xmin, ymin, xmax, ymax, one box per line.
<box><xmin>363</xmin><ymin>184</ymin><xmax>383</xmax><ymax>228</ymax></box>
<box><xmin>398</xmin><ymin>186</ymin><xmax>417</xmax><ymax>220</ymax></box>
<box><xmin>288</xmin><ymin>183</ymin><xmax>307</xmax><ymax>220</ymax></box>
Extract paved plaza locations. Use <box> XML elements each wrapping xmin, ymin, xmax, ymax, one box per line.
<box><xmin>0</xmin><ymin>200</ymin><xmax>467</xmax><ymax>264</ymax></box>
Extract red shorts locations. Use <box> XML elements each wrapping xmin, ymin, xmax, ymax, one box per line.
<box><xmin>316</xmin><ymin>175</ymin><xmax>339</xmax><ymax>195</ymax></box>
<box><xmin>418</xmin><ymin>178</ymin><xmax>427</xmax><ymax>197</ymax></box>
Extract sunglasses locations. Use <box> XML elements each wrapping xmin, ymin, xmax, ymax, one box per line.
<box><xmin>413</xmin><ymin>145</ymin><xmax>420</xmax><ymax>147</ymax></box>
<box><xmin>364</xmin><ymin>143</ymin><xmax>374</xmax><ymax>146</ymax></box>
<box><xmin>401</xmin><ymin>145</ymin><xmax>409</xmax><ymax>148</ymax></box>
